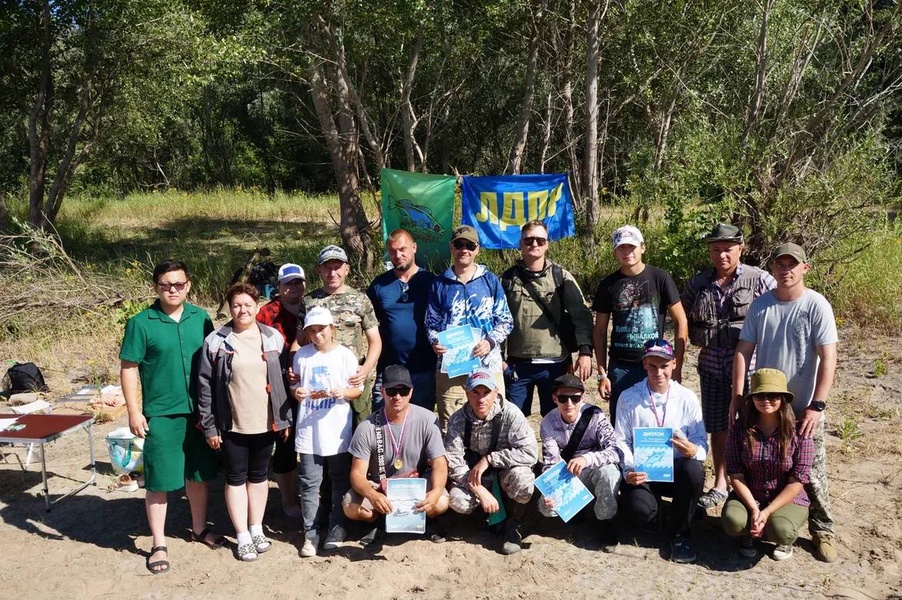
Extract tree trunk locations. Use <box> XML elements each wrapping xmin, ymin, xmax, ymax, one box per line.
<box><xmin>507</xmin><ymin>4</ymin><xmax>542</xmax><ymax>175</ymax></box>
<box><xmin>582</xmin><ymin>0</ymin><xmax>608</xmax><ymax>234</ymax></box>
<box><xmin>27</xmin><ymin>0</ymin><xmax>53</xmax><ymax>230</ymax></box>
<box><xmin>401</xmin><ymin>34</ymin><xmax>423</xmax><ymax>172</ymax></box>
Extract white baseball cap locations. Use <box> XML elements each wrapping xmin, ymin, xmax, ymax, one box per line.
<box><xmin>278</xmin><ymin>263</ymin><xmax>305</xmax><ymax>283</ymax></box>
<box><xmin>303</xmin><ymin>306</ymin><xmax>334</xmax><ymax>329</ymax></box>
<box><xmin>612</xmin><ymin>225</ymin><xmax>645</xmax><ymax>248</ymax></box>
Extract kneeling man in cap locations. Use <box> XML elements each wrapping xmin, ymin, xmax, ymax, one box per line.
<box><xmin>445</xmin><ymin>372</ymin><xmax>538</xmax><ymax>555</ymax></box>
<box><xmin>539</xmin><ymin>374</ymin><xmax>621</xmax><ymax>552</ymax></box>
<box><xmin>343</xmin><ymin>365</ymin><xmax>449</xmax><ymax>544</ymax></box>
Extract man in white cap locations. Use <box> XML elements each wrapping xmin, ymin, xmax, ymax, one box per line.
<box><xmin>257</xmin><ymin>262</ymin><xmax>308</xmax><ymax>517</ymax></box>
<box><xmin>291</xmin><ymin>245</ymin><xmax>382</xmax><ymax>425</ymax></box>
<box><xmin>592</xmin><ymin>225</ymin><xmax>687</xmax><ymax>417</ymax></box>
<box><xmin>732</xmin><ymin>242</ymin><xmax>839</xmax><ymax>562</ymax></box>
<box><xmin>444</xmin><ymin>371</ymin><xmax>537</xmax><ymax>555</ymax></box>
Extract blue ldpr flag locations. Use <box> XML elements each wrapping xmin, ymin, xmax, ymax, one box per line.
<box><xmin>460</xmin><ymin>174</ymin><xmax>575</xmax><ymax>249</ymax></box>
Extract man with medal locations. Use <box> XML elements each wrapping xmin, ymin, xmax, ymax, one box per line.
<box><xmin>613</xmin><ymin>338</ymin><xmax>708</xmax><ymax>564</ymax></box>
<box><xmin>343</xmin><ymin>365</ymin><xmax>449</xmax><ymax>545</ymax></box>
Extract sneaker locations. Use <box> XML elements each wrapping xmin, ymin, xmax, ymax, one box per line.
<box><xmin>739</xmin><ymin>535</ymin><xmax>756</xmax><ymax>558</ymax></box>
<box><xmin>252</xmin><ymin>534</ymin><xmax>271</xmax><ymax>554</ymax></box>
<box><xmin>814</xmin><ymin>534</ymin><xmax>838</xmax><ymax>563</ymax></box>
<box><xmin>426</xmin><ymin>519</ymin><xmax>447</xmax><ymax>544</ymax></box>
<box><xmin>300</xmin><ymin>533</ymin><xmax>319</xmax><ymax>558</ymax></box>
<box><xmin>323</xmin><ymin>525</ymin><xmax>347</xmax><ymax>551</ymax></box>
<box><xmin>696</xmin><ymin>488</ymin><xmax>727</xmax><ymax>510</ymax></box>
<box><xmin>359</xmin><ymin>525</ymin><xmax>383</xmax><ymax>549</ymax></box>
<box><xmin>237</xmin><ymin>542</ymin><xmax>258</xmax><ymax>562</ymax></box>
<box><xmin>501</xmin><ymin>522</ymin><xmax>523</xmax><ymax>555</ymax></box>
<box><xmin>670</xmin><ymin>536</ymin><xmax>697</xmax><ymax>564</ymax></box>
<box><xmin>772</xmin><ymin>544</ymin><xmax>794</xmax><ymax>561</ymax></box>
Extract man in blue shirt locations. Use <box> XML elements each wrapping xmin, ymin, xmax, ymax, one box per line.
<box><xmin>367</xmin><ymin>229</ymin><xmax>437</xmax><ymax>411</ymax></box>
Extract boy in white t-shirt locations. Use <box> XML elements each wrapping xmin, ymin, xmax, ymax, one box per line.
<box><xmin>292</xmin><ymin>306</ymin><xmax>363</xmax><ymax>557</ymax></box>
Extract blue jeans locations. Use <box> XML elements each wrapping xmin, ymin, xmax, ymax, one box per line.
<box><xmin>505</xmin><ymin>359</ymin><xmax>570</xmax><ymax>417</ymax></box>
<box><xmin>297</xmin><ymin>452</ymin><xmax>351</xmax><ymax>534</ymax></box>
<box><xmin>608</xmin><ymin>359</ymin><xmax>647</xmax><ymax>417</ymax></box>
<box><xmin>372</xmin><ymin>369</ymin><xmax>437</xmax><ymax>413</ymax></box>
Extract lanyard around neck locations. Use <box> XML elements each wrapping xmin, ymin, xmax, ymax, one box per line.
<box><xmin>646</xmin><ymin>383</ymin><xmax>670</xmax><ymax>428</ymax></box>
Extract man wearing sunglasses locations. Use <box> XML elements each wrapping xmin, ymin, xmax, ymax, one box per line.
<box><xmin>614</xmin><ymin>338</ymin><xmax>707</xmax><ymax>564</ymax></box>
<box><xmin>501</xmin><ymin>221</ymin><xmax>594</xmax><ymax>417</ymax></box>
<box><xmin>445</xmin><ymin>371</ymin><xmax>538</xmax><ymax>555</ymax></box>
<box><xmin>732</xmin><ymin>242</ymin><xmax>839</xmax><ymax>562</ymax></box>
<box><xmin>592</xmin><ymin>226</ymin><xmax>687</xmax><ymax>419</ymax></box>
<box><xmin>343</xmin><ymin>365</ymin><xmax>449</xmax><ymax>545</ymax></box>
<box><xmin>120</xmin><ymin>260</ymin><xmax>222</xmax><ymax>574</ymax></box>
<box><xmin>539</xmin><ymin>374</ymin><xmax>620</xmax><ymax>551</ymax></box>
<box><xmin>367</xmin><ymin>229</ymin><xmax>437</xmax><ymax>412</ymax></box>
<box><xmin>426</xmin><ymin>225</ymin><xmax>513</xmax><ymax>430</ymax></box>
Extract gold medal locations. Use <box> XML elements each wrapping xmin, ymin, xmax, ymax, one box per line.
<box><xmin>394</xmin><ymin>458</ymin><xmax>403</xmax><ymax>470</ymax></box>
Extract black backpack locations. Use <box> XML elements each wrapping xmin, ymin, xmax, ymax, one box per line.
<box><xmin>3</xmin><ymin>362</ymin><xmax>50</xmax><ymax>394</ymax></box>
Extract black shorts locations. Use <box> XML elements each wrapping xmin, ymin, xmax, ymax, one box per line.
<box><xmin>221</xmin><ymin>431</ymin><xmax>275</xmax><ymax>486</ymax></box>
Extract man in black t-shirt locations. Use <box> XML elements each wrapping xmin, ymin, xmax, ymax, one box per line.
<box><xmin>591</xmin><ymin>226</ymin><xmax>687</xmax><ymax>416</ymax></box>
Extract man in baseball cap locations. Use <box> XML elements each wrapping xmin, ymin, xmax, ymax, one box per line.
<box><xmin>732</xmin><ymin>240</ymin><xmax>839</xmax><ymax>562</ymax></box>
<box><xmin>444</xmin><ymin>370</ymin><xmax>537</xmax><ymax>555</ymax></box>
<box><xmin>539</xmin><ymin>373</ymin><xmax>621</xmax><ymax>551</ymax></box>
<box><xmin>317</xmin><ymin>244</ymin><xmax>349</xmax><ymax>265</ymax></box>
<box><xmin>592</xmin><ymin>225</ymin><xmax>687</xmax><ymax>419</ymax></box>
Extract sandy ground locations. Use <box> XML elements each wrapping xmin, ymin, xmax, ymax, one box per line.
<box><xmin>1</xmin><ymin>326</ymin><xmax>900</xmax><ymax>600</ymax></box>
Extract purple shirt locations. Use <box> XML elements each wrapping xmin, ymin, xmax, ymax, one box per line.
<box><xmin>726</xmin><ymin>423</ymin><xmax>813</xmax><ymax>507</ymax></box>
<box><xmin>540</xmin><ymin>403</ymin><xmax>620</xmax><ymax>472</ymax></box>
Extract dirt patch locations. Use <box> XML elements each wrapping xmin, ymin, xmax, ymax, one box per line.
<box><xmin>1</xmin><ymin>326</ymin><xmax>900</xmax><ymax>599</ymax></box>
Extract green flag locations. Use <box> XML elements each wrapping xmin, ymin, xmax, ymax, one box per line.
<box><xmin>381</xmin><ymin>168</ymin><xmax>455</xmax><ymax>269</ymax></box>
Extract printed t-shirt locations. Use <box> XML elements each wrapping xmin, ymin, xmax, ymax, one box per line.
<box><xmin>292</xmin><ymin>343</ymin><xmax>361</xmax><ymax>456</ymax></box>
<box><xmin>348</xmin><ymin>404</ymin><xmax>445</xmax><ymax>480</ymax></box>
<box><xmin>591</xmin><ymin>265</ymin><xmax>680</xmax><ymax>363</ymax></box>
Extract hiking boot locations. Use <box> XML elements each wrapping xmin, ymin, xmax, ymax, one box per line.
<box><xmin>300</xmin><ymin>532</ymin><xmax>319</xmax><ymax>558</ymax></box>
<box><xmin>772</xmin><ymin>544</ymin><xmax>794</xmax><ymax>561</ymax></box>
<box><xmin>814</xmin><ymin>534</ymin><xmax>838</xmax><ymax>563</ymax></box>
<box><xmin>597</xmin><ymin>519</ymin><xmax>619</xmax><ymax>553</ymax></box>
<box><xmin>739</xmin><ymin>535</ymin><xmax>756</xmax><ymax>558</ymax></box>
<box><xmin>670</xmin><ymin>536</ymin><xmax>697</xmax><ymax>564</ymax></box>
<box><xmin>323</xmin><ymin>525</ymin><xmax>346</xmax><ymax>551</ymax></box>
<box><xmin>696</xmin><ymin>488</ymin><xmax>727</xmax><ymax>510</ymax></box>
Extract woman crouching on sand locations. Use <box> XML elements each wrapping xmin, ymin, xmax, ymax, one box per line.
<box><xmin>721</xmin><ymin>368</ymin><xmax>813</xmax><ymax>561</ymax></box>
<box><xmin>198</xmin><ymin>283</ymin><xmax>293</xmax><ymax>562</ymax></box>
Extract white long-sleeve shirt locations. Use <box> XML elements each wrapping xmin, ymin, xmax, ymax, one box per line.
<box><xmin>614</xmin><ymin>378</ymin><xmax>707</xmax><ymax>472</ymax></box>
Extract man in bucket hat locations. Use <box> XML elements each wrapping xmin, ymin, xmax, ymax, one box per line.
<box><xmin>682</xmin><ymin>224</ymin><xmax>775</xmax><ymax>510</ymax></box>
<box><xmin>732</xmin><ymin>242</ymin><xmax>839</xmax><ymax>562</ymax></box>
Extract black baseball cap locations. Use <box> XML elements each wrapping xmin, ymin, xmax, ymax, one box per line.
<box><xmin>382</xmin><ymin>365</ymin><xmax>413</xmax><ymax>389</ymax></box>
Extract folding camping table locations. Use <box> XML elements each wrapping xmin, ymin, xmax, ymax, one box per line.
<box><xmin>0</xmin><ymin>413</ymin><xmax>96</xmax><ymax>511</ymax></box>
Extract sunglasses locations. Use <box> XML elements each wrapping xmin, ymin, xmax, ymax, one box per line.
<box><xmin>556</xmin><ymin>393</ymin><xmax>582</xmax><ymax>404</ymax></box>
<box><xmin>523</xmin><ymin>236</ymin><xmax>548</xmax><ymax>247</ymax></box>
<box><xmin>452</xmin><ymin>240</ymin><xmax>478</xmax><ymax>251</ymax></box>
<box><xmin>399</xmin><ymin>282</ymin><xmax>409</xmax><ymax>303</ymax></box>
<box><xmin>752</xmin><ymin>394</ymin><xmax>783</xmax><ymax>403</ymax></box>
<box><xmin>157</xmin><ymin>281</ymin><xmax>188</xmax><ymax>292</ymax></box>
<box><xmin>643</xmin><ymin>338</ymin><xmax>674</xmax><ymax>352</ymax></box>
<box><xmin>384</xmin><ymin>386</ymin><xmax>412</xmax><ymax>397</ymax></box>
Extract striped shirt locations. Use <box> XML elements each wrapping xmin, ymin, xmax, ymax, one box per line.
<box><xmin>726</xmin><ymin>423</ymin><xmax>813</xmax><ymax>507</ymax></box>
<box><xmin>540</xmin><ymin>403</ymin><xmax>620</xmax><ymax>472</ymax></box>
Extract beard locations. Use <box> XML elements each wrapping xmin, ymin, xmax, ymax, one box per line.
<box><xmin>394</xmin><ymin>260</ymin><xmax>413</xmax><ymax>272</ymax></box>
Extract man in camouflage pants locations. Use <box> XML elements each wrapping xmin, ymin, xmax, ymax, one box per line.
<box><xmin>444</xmin><ymin>372</ymin><xmax>537</xmax><ymax>555</ymax></box>
<box><xmin>732</xmin><ymin>243</ymin><xmax>839</xmax><ymax>562</ymax></box>
<box><xmin>291</xmin><ymin>245</ymin><xmax>382</xmax><ymax>426</ymax></box>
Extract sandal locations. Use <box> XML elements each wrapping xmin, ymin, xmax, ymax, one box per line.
<box><xmin>252</xmin><ymin>534</ymin><xmax>271</xmax><ymax>553</ymax></box>
<box><xmin>237</xmin><ymin>542</ymin><xmax>258</xmax><ymax>562</ymax></box>
<box><xmin>146</xmin><ymin>545</ymin><xmax>170</xmax><ymax>574</ymax></box>
<box><xmin>191</xmin><ymin>528</ymin><xmax>227</xmax><ymax>549</ymax></box>
<box><xmin>696</xmin><ymin>488</ymin><xmax>728</xmax><ymax>509</ymax></box>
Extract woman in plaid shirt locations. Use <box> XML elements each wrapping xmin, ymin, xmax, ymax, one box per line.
<box><xmin>722</xmin><ymin>368</ymin><xmax>814</xmax><ymax>561</ymax></box>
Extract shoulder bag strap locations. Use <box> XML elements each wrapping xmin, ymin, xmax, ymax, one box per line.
<box><xmin>560</xmin><ymin>405</ymin><xmax>601</xmax><ymax>462</ymax></box>
<box><xmin>374</xmin><ymin>410</ymin><xmax>387</xmax><ymax>483</ymax></box>
<box><xmin>514</xmin><ymin>266</ymin><xmax>563</xmax><ymax>331</ymax></box>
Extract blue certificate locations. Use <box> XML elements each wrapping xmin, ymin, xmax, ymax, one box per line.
<box><xmin>534</xmin><ymin>460</ymin><xmax>593</xmax><ymax>523</ymax></box>
<box><xmin>633</xmin><ymin>427</ymin><xmax>674</xmax><ymax>482</ymax></box>
<box><xmin>436</xmin><ymin>325</ymin><xmax>480</xmax><ymax>378</ymax></box>
<box><xmin>385</xmin><ymin>478</ymin><xmax>427</xmax><ymax>534</ymax></box>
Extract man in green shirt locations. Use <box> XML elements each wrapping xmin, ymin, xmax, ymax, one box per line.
<box><xmin>120</xmin><ymin>260</ymin><xmax>221</xmax><ymax>574</ymax></box>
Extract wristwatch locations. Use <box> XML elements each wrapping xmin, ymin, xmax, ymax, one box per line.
<box><xmin>596</xmin><ymin>372</ymin><xmax>608</xmax><ymax>382</ymax></box>
<box><xmin>809</xmin><ymin>400</ymin><xmax>827</xmax><ymax>412</ymax></box>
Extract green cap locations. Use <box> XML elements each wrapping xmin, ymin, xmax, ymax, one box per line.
<box><xmin>747</xmin><ymin>368</ymin><xmax>794</xmax><ymax>402</ymax></box>
<box><xmin>770</xmin><ymin>242</ymin><xmax>807</xmax><ymax>264</ymax></box>
<box><xmin>703</xmin><ymin>223</ymin><xmax>743</xmax><ymax>244</ymax></box>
